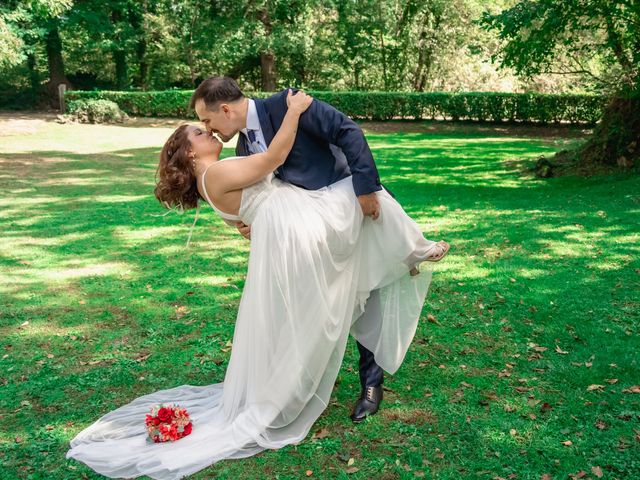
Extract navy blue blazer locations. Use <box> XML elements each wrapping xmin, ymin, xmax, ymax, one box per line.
<box><xmin>235</xmin><ymin>88</ymin><xmax>382</xmax><ymax>197</ymax></box>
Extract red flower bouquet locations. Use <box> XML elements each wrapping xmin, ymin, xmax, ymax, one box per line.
<box><xmin>145</xmin><ymin>404</ymin><xmax>192</xmax><ymax>443</ymax></box>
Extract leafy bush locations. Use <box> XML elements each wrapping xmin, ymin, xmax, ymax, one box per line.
<box><xmin>67</xmin><ymin>99</ymin><xmax>128</xmax><ymax>123</ymax></box>
<box><xmin>64</xmin><ymin>90</ymin><xmax>606</xmax><ymax>124</ymax></box>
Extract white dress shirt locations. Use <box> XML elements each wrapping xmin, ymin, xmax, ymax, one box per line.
<box><xmin>239</xmin><ymin>99</ymin><xmax>267</xmax><ymax>153</ymax></box>
<box><xmin>239</xmin><ymin>97</ymin><xmax>351</xmax><ymax>175</ymax></box>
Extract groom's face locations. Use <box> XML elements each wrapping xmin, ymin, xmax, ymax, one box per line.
<box><xmin>194</xmin><ymin>99</ymin><xmax>238</xmax><ymax>143</ymax></box>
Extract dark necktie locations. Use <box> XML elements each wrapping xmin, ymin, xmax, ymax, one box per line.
<box><xmin>246</xmin><ymin>129</ymin><xmax>279</xmax><ymax>176</ymax></box>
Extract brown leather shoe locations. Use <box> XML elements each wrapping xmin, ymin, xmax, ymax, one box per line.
<box><xmin>350</xmin><ymin>385</ymin><xmax>383</xmax><ymax>423</ymax></box>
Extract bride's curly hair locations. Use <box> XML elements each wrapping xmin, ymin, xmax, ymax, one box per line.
<box><xmin>154</xmin><ymin>124</ymin><xmax>203</xmax><ymax>210</ymax></box>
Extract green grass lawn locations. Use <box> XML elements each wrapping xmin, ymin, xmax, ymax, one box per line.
<box><xmin>1</xmin><ymin>116</ymin><xmax>638</xmax><ymax>479</ymax></box>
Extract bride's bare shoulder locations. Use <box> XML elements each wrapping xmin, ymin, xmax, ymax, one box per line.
<box><xmin>201</xmin><ymin>157</ymin><xmax>246</xmax><ymax>198</ymax></box>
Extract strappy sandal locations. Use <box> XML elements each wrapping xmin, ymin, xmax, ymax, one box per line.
<box><xmin>409</xmin><ymin>240</ymin><xmax>450</xmax><ymax>276</ymax></box>
<box><xmin>425</xmin><ymin>240</ymin><xmax>450</xmax><ymax>262</ymax></box>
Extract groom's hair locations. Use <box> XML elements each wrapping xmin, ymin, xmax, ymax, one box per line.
<box><xmin>190</xmin><ymin>76</ymin><xmax>244</xmax><ymax>111</ymax></box>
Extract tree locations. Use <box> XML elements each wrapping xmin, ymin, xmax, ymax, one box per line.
<box><xmin>0</xmin><ymin>15</ymin><xmax>24</xmax><ymax>70</ymax></box>
<box><xmin>1</xmin><ymin>0</ymin><xmax>74</xmax><ymax>105</ymax></box>
<box><xmin>480</xmin><ymin>0</ymin><xmax>639</xmax><ymax>172</ymax></box>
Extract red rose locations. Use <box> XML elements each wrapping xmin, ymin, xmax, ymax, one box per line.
<box><xmin>153</xmin><ymin>417</ymin><xmax>160</xmax><ymax>426</ymax></box>
<box><xmin>183</xmin><ymin>422</ymin><xmax>192</xmax><ymax>435</ymax></box>
<box><xmin>157</xmin><ymin>407</ymin><xmax>172</xmax><ymax>422</ymax></box>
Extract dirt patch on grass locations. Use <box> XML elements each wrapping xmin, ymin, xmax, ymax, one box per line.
<box><xmin>0</xmin><ymin>111</ymin><xmax>59</xmax><ymax>136</ymax></box>
<box><xmin>380</xmin><ymin>407</ymin><xmax>437</xmax><ymax>425</ymax></box>
<box><xmin>0</xmin><ymin>110</ymin><xmax>188</xmax><ymax>136</ymax></box>
<box><xmin>360</xmin><ymin>119</ymin><xmax>592</xmax><ymax>139</ymax></box>
<box><xmin>1</xmin><ymin>111</ymin><xmax>593</xmax><ymax>139</ymax></box>
<box><xmin>120</xmin><ymin>117</ymin><xmax>190</xmax><ymax>128</ymax></box>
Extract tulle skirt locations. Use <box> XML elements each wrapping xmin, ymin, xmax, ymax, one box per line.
<box><xmin>65</xmin><ymin>176</ymin><xmax>435</xmax><ymax>479</ymax></box>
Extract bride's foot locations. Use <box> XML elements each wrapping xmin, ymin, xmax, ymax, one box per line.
<box><xmin>425</xmin><ymin>240</ymin><xmax>450</xmax><ymax>262</ymax></box>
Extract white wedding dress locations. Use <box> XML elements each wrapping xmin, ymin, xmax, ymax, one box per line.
<box><xmin>66</xmin><ymin>157</ymin><xmax>437</xmax><ymax>479</ymax></box>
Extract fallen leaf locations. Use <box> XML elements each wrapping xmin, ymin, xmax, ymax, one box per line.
<box><xmin>540</xmin><ymin>402</ymin><xmax>553</xmax><ymax>413</ymax></box>
<box><xmin>622</xmin><ymin>385</ymin><xmax>640</xmax><ymax>394</ymax></box>
<box><xmin>587</xmin><ymin>384</ymin><xmax>605</xmax><ymax>392</ymax></box>
<box><xmin>305</xmin><ymin>470</ymin><xmax>313</xmax><ymax>477</ymax></box>
<box><xmin>555</xmin><ymin>345</ymin><xmax>569</xmax><ymax>354</ymax></box>
<box><xmin>347</xmin><ymin>458</ymin><xmax>355</xmax><ymax>466</ymax></box>
<box><xmin>528</xmin><ymin>343</ymin><xmax>548</xmax><ymax>352</ymax></box>
<box><xmin>562</xmin><ymin>440</ymin><xmax>573</xmax><ymax>446</ymax></box>
<box><xmin>312</xmin><ymin>427</ymin><xmax>330</xmax><ymax>440</ymax></box>
<box><xmin>591</xmin><ymin>466</ymin><xmax>603</xmax><ymax>478</ymax></box>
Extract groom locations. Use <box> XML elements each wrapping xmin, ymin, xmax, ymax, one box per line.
<box><xmin>190</xmin><ymin>76</ymin><xmax>385</xmax><ymax>423</ymax></box>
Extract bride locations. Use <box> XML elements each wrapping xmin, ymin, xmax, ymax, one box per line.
<box><xmin>65</xmin><ymin>90</ymin><xmax>448</xmax><ymax>479</ymax></box>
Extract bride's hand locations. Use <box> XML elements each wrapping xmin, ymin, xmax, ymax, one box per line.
<box><xmin>286</xmin><ymin>89</ymin><xmax>313</xmax><ymax>114</ymax></box>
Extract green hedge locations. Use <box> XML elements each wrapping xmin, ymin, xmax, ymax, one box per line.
<box><xmin>64</xmin><ymin>90</ymin><xmax>606</xmax><ymax>124</ymax></box>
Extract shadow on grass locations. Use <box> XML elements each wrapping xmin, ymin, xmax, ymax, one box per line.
<box><xmin>1</xmin><ymin>131</ymin><xmax>638</xmax><ymax>478</ymax></box>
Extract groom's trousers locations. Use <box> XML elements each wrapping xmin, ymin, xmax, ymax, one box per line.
<box><xmin>355</xmin><ymin>182</ymin><xmax>397</xmax><ymax>389</ymax></box>
<box><xmin>356</xmin><ymin>289</ymin><xmax>384</xmax><ymax>388</ymax></box>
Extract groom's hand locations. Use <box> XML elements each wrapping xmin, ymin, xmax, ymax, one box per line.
<box><xmin>235</xmin><ymin>221</ymin><xmax>251</xmax><ymax>240</ymax></box>
<box><xmin>358</xmin><ymin>193</ymin><xmax>380</xmax><ymax>220</ymax></box>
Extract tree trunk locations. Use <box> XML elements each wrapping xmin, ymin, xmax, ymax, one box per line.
<box><xmin>137</xmin><ymin>38</ymin><xmax>148</xmax><ymax>90</ymax></box>
<box><xmin>412</xmin><ymin>28</ymin><xmax>428</xmax><ymax>91</ymax></box>
<box><xmin>44</xmin><ymin>25</ymin><xmax>71</xmax><ymax>107</ymax></box>
<box><xmin>111</xmin><ymin>9</ymin><xmax>128</xmax><ymax>90</ymax></box>
<box><xmin>260</xmin><ymin>52</ymin><xmax>277</xmax><ymax>91</ymax></box>
<box><xmin>538</xmin><ymin>95</ymin><xmax>640</xmax><ymax>176</ymax></box>
<box><xmin>258</xmin><ymin>8</ymin><xmax>277</xmax><ymax>91</ymax></box>
<box><xmin>26</xmin><ymin>52</ymin><xmax>40</xmax><ymax>92</ymax></box>
<box><xmin>114</xmin><ymin>50</ymin><xmax>128</xmax><ymax>90</ymax></box>
<box><xmin>130</xmin><ymin>3</ymin><xmax>148</xmax><ymax>90</ymax></box>
<box><xmin>377</xmin><ymin>0</ymin><xmax>388</xmax><ymax>90</ymax></box>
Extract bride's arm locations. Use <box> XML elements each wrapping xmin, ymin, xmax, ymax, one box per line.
<box><xmin>213</xmin><ymin>90</ymin><xmax>312</xmax><ymax>193</ymax></box>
